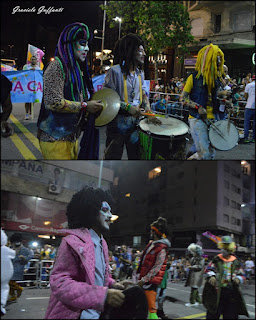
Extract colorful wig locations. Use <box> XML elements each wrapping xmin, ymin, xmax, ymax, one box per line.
<box><xmin>217</xmin><ymin>240</ymin><xmax>236</xmax><ymax>253</ymax></box>
<box><xmin>187</xmin><ymin>243</ymin><xmax>203</xmax><ymax>256</ymax></box>
<box><xmin>54</xmin><ymin>22</ymin><xmax>94</xmax><ymax>100</ymax></box>
<box><xmin>195</xmin><ymin>43</ymin><xmax>225</xmax><ymax>92</ymax></box>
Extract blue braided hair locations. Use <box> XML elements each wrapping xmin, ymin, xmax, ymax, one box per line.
<box><xmin>55</xmin><ymin>22</ymin><xmax>94</xmax><ymax>100</ymax></box>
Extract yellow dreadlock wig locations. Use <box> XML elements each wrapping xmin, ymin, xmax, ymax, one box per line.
<box><xmin>217</xmin><ymin>240</ymin><xmax>236</xmax><ymax>253</ymax></box>
<box><xmin>195</xmin><ymin>43</ymin><xmax>225</xmax><ymax>92</ymax></box>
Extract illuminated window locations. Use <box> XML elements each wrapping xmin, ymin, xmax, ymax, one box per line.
<box><xmin>125</xmin><ymin>193</ymin><xmax>131</xmax><ymax>198</ymax></box>
<box><xmin>113</xmin><ymin>177</ymin><xmax>119</xmax><ymax>186</ymax></box>
<box><xmin>148</xmin><ymin>167</ymin><xmax>161</xmax><ymax>179</ymax></box>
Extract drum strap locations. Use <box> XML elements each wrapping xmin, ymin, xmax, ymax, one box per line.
<box><xmin>123</xmin><ymin>74</ymin><xmax>143</xmax><ymax>105</ymax></box>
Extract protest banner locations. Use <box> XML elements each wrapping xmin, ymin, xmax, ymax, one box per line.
<box><xmin>2</xmin><ymin>70</ymin><xmax>43</xmax><ymax>103</ymax></box>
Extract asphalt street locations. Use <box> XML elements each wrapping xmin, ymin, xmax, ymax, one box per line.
<box><xmin>1</xmin><ymin>103</ymin><xmax>255</xmax><ymax>160</ymax></box>
<box><xmin>3</xmin><ymin>281</ymin><xmax>255</xmax><ymax>319</ymax></box>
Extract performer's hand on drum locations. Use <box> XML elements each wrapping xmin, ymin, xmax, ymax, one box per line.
<box><xmin>127</xmin><ymin>105</ymin><xmax>142</xmax><ymax>118</ymax></box>
<box><xmin>146</xmin><ymin>116</ymin><xmax>162</xmax><ymax>125</ymax></box>
<box><xmin>87</xmin><ymin>100</ymin><xmax>104</xmax><ymax>114</ymax></box>
<box><xmin>106</xmin><ymin>288</ymin><xmax>125</xmax><ymax>308</ymax></box>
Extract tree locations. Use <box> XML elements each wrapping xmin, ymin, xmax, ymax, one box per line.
<box><xmin>101</xmin><ymin>1</ymin><xmax>195</xmax><ymax>80</ymax></box>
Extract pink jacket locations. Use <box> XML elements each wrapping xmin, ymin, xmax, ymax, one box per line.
<box><xmin>45</xmin><ymin>228</ymin><xmax>115</xmax><ymax>319</ymax></box>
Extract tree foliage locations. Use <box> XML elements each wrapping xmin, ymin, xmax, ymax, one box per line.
<box><xmin>101</xmin><ymin>1</ymin><xmax>195</xmax><ymax>57</ymax></box>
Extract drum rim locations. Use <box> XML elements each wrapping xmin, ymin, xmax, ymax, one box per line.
<box><xmin>209</xmin><ymin>120</ymin><xmax>239</xmax><ymax>151</ymax></box>
<box><xmin>139</xmin><ymin>117</ymin><xmax>189</xmax><ymax>139</ymax></box>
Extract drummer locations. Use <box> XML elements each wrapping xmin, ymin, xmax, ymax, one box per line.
<box><xmin>103</xmin><ymin>33</ymin><xmax>160</xmax><ymax>160</ymax></box>
<box><xmin>37</xmin><ymin>22</ymin><xmax>103</xmax><ymax>160</ymax></box>
<box><xmin>181</xmin><ymin>43</ymin><xmax>226</xmax><ymax>160</ymax></box>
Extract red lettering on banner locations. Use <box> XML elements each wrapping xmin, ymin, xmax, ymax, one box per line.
<box><xmin>37</xmin><ymin>82</ymin><xmax>43</xmax><ymax>92</ymax></box>
<box><xmin>13</xmin><ymin>81</ymin><xmax>24</xmax><ymax>92</ymax></box>
<box><xmin>28</xmin><ymin>81</ymin><xmax>36</xmax><ymax>91</ymax></box>
<box><xmin>97</xmin><ymin>84</ymin><xmax>103</xmax><ymax>91</ymax></box>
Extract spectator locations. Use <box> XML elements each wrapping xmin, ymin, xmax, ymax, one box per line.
<box><xmin>23</xmin><ymin>56</ymin><xmax>41</xmax><ymax>120</ymax></box>
<box><xmin>119</xmin><ymin>245</ymin><xmax>133</xmax><ymax>280</ymax></box>
<box><xmin>9</xmin><ymin>233</ymin><xmax>33</xmax><ymax>301</ymax></box>
<box><xmin>1</xmin><ymin>74</ymin><xmax>14</xmax><ymax>137</ymax></box>
<box><xmin>1</xmin><ymin>229</ymin><xmax>16</xmax><ymax>315</ymax></box>
<box><xmin>244</xmin><ymin>256</ymin><xmax>255</xmax><ymax>283</ymax></box>
<box><xmin>240</xmin><ymin>75</ymin><xmax>255</xmax><ymax>143</ymax></box>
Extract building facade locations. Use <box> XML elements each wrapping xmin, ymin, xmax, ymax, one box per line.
<box><xmin>1</xmin><ymin>160</ymin><xmax>114</xmax><ymax>246</ymax></box>
<box><xmin>109</xmin><ymin>161</ymin><xmax>254</xmax><ymax>257</ymax></box>
<box><xmin>179</xmin><ymin>0</ymin><xmax>255</xmax><ymax>79</ymax></box>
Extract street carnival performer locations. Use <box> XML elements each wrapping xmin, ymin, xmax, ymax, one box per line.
<box><xmin>184</xmin><ymin>243</ymin><xmax>205</xmax><ymax>307</ymax></box>
<box><xmin>202</xmin><ymin>235</ymin><xmax>249</xmax><ymax>319</ymax></box>
<box><xmin>182</xmin><ymin>43</ymin><xmax>232</xmax><ymax>160</ymax></box>
<box><xmin>37</xmin><ymin>22</ymin><xmax>103</xmax><ymax>160</ymax></box>
<box><xmin>103</xmin><ymin>33</ymin><xmax>161</xmax><ymax>160</ymax></box>
<box><xmin>137</xmin><ymin>217</ymin><xmax>171</xmax><ymax>319</ymax></box>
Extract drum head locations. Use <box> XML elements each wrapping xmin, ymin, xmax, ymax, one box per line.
<box><xmin>209</xmin><ymin>120</ymin><xmax>239</xmax><ymax>151</ymax></box>
<box><xmin>139</xmin><ymin>117</ymin><xmax>188</xmax><ymax>137</ymax></box>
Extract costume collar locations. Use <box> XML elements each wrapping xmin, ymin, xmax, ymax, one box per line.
<box><xmin>217</xmin><ymin>253</ymin><xmax>236</xmax><ymax>262</ymax></box>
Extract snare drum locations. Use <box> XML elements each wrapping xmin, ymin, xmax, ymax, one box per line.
<box><xmin>139</xmin><ymin>117</ymin><xmax>189</xmax><ymax>160</ymax></box>
<box><xmin>209</xmin><ymin>120</ymin><xmax>239</xmax><ymax>151</ymax></box>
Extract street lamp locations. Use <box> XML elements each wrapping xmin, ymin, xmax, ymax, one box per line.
<box><xmin>113</xmin><ymin>17</ymin><xmax>122</xmax><ymax>40</ymax></box>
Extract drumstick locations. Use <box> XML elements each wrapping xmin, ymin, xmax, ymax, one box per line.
<box><xmin>142</xmin><ymin>112</ymin><xmax>166</xmax><ymax>118</ymax></box>
<box><xmin>207</xmin><ymin>119</ymin><xmax>228</xmax><ymax>141</ymax></box>
<box><xmin>227</xmin><ymin>110</ymin><xmax>231</xmax><ymax>134</ymax></box>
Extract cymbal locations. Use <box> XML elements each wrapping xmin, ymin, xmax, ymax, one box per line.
<box><xmin>92</xmin><ymin>88</ymin><xmax>121</xmax><ymax>126</ymax></box>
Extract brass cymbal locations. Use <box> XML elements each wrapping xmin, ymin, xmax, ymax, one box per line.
<box><xmin>92</xmin><ymin>88</ymin><xmax>121</xmax><ymax>126</ymax></box>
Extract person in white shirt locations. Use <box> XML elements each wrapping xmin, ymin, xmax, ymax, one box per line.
<box><xmin>245</xmin><ymin>256</ymin><xmax>255</xmax><ymax>281</ymax></box>
<box><xmin>241</xmin><ymin>75</ymin><xmax>255</xmax><ymax>143</ymax></box>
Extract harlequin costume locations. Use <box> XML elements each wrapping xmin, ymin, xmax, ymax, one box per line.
<box><xmin>137</xmin><ymin>225</ymin><xmax>171</xmax><ymax>319</ymax></box>
<box><xmin>202</xmin><ymin>235</ymin><xmax>249</xmax><ymax>319</ymax></box>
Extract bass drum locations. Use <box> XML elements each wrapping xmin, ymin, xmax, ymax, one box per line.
<box><xmin>139</xmin><ymin>116</ymin><xmax>189</xmax><ymax>160</ymax></box>
<box><xmin>209</xmin><ymin>120</ymin><xmax>239</xmax><ymax>151</ymax></box>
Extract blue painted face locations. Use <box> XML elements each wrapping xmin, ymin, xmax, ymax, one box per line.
<box><xmin>97</xmin><ymin>201</ymin><xmax>112</xmax><ymax>233</ymax></box>
<box><xmin>99</xmin><ymin>201</ymin><xmax>112</xmax><ymax>218</ymax></box>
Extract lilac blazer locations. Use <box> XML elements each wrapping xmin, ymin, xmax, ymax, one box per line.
<box><xmin>45</xmin><ymin>228</ymin><xmax>115</xmax><ymax>319</ymax></box>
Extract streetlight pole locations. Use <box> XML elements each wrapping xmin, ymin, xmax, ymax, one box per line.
<box><xmin>101</xmin><ymin>0</ymin><xmax>107</xmax><ymax>66</ymax></box>
<box><xmin>118</xmin><ymin>19</ymin><xmax>122</xmax><ymax>40</ymax></box>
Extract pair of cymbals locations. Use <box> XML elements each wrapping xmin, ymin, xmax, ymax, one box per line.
<box><xmin>92</xmin><ymin>88</ymin><xmax>121</xmax><ymax>126</ymax></box>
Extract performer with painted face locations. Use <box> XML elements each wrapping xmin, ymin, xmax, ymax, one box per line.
<box><xmin>184</xmin><ymin>243</ymin><xmax>205</xmax><ymax>307</ymax></box>
<box><xmin>181</xmin><ymin>43</ymin><xmax>226</xmax><ymax>160</ymax></box>
<box><xmin>202</xmin><ymin>235</ymin><xmax>249</xmax><ymax>319</ymax></box>
<box><xmin>103</xmin><ymin>33</ymin><xmax>161</xmax><ymax>160</ymax></box>
<box><xmin>137</xmin><ymin>217</ymin><xmax>171</xmax><ymax>319</ymax></box>
<box><xmin>45</xmin><ymin>186</ymin><xmax>134</xmax><ymax>319</ymax></box>
<box><xmin>37</xmin><ymin>22</ymin><xmax>103</xmax><ymax>160</ymax></box>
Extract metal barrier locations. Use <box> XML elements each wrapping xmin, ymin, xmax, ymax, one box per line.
<box><xmin>39</xmin><ymin>259</ymin><xmax>54</xmax><ymax>288</ymax></box>
<box><xmin>149</xmin><ymin>91</ymin><xmax>252</xmax><ymax>136</ymax></box>
<box><xmin>17</xmin><ymin>259</ymin><xmax>40</xmax><ymax>288</ymax></box>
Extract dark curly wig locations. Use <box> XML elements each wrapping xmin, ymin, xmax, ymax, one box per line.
<box><xmin>10</xmin><ymin>233</ymin><xmax>22</xmax><ymax>243</ymax></box>
<box><xmin>113</xmin><ymin>33</ymin><xmax>145</xmax><ymax>77</ymax></box>
<box><xmin>151</xmin><ymin>217</ymin><xmax>169</xmax><ymax>237</ymax></box>
<box><xmin>66</xmin><ymin>186</ymin><xmax>114</xmax><ymax>229</ymax></box>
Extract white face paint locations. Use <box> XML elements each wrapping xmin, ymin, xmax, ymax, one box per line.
<box><xmin>135</xmin><ymin>45</ymin><xmax>146</xmax><ymax>65</ymax></box>
<box><xmin>74</xmin><ymin>39</ymin><xmax>89</xmax><ymax>63</ymax></box>
<box><xmin>98</xmin><ymin>201</ymin><xmax>112</xmax><ymax>232</ymax></box>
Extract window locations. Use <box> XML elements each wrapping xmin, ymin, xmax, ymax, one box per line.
<box><xmin>224</xmin><ymin>180</ymin><xmax>230</xmax><ymax>189</ymax></box>
<box><xmin>191</xmin><ymin>18</ymin><xmax>203</xmax><ymax>36</ymax></box>
<box><xmin>224</xmin><ymin>214</ymin><xmax>229</xmax><ymax>223</ymax></box>
<box><xmin>224</xmin><ymin>197</ymin><xmax>229</xmax><ymax>206</ymax></box>
<box><xmin>232</xmin><ymin>11</ymin><xmax>252</xmax><ymax>32</ymax></box>
<box><xmin>231</xmin><ymin>184</ymin><xmax>241</xmax><ymax>194</ymax></box>
<box><xmin>133</xmin><ymin>236</ymin><xmax>141</xmax><ymax>248</ymax></box>
<box><xmin>237</xmin><ymin>219</ymin><xmax>241</xmax><ymax>226</ymax></box>
<box><xmin>236</xmin><ymin>203</ymin><xmax>241</xmax><ymax>210</ymax></box>
<box><xmin>231</xmin><ymin>169</ymin><xmax>240</xmax><ymax>179</ymax></box>
<box><xmin>214</xmin><ymin>14</ymin><xmax>221</xmax><ymax>33</ymax></box>
<box><xmin>231</xmin><ymin>217</ymin><xmax>236</xmax><ymax>225</ymax></box>
<box><xmin>231</xmin><ymin>200</ymin><xmax>236</xmax><ymax>209</ymax></box>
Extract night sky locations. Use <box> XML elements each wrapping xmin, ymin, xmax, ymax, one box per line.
<box><xmin>1</xmin><ymin>0</ymin><xmax>118</xmax><ymax>68</ymax></box>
